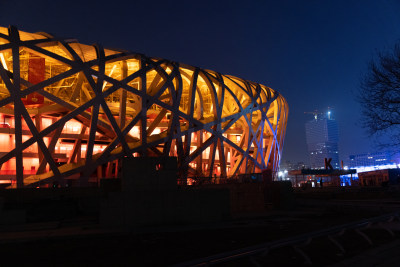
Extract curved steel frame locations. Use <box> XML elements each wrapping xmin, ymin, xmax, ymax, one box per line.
<box><xmin>0</xmin><ymin>26</ymin><xmax>288</xmax><ymax>187</ymax></box>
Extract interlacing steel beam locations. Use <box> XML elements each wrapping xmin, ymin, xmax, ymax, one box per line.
<box><xmin>0</xmin><ymin>25</ymin><xmax>288</xmax><ymax>187</ymax></box>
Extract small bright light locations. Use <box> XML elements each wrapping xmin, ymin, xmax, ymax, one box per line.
<box><xmin>278</xmin><ymin>171</ymin><xmax>283</xmax><ymax>177</ymax></box>
<box><xmin>102</xmin><ymin>64</ymin><xmax>117</xmax><ymax>90</ymax></box>
<box><xmin>284</xmin><ymin>170</ymin><xmax>288</xmax><ymax>173</ymax></box>
<box><xmin>0</xmin><ymin>53</ymin><xmax>8</xmax><ymax>71</ymax></box>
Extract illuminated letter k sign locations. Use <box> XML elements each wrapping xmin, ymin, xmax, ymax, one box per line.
<box><xmin>324</xmin><ymin>158</ymin><xmax>333</xmax><ymax>170</ymax></box>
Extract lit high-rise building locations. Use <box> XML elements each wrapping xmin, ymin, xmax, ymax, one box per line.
<box><xmin>305</xmin><ymin>110</ymin><xmax>339</xmax><ymax>169</ymax></box>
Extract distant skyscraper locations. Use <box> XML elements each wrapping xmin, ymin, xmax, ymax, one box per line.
<box><xmin>305</xmin><ymin>110</ymin><xmax>339</xmax><ymax>169</ymax></box>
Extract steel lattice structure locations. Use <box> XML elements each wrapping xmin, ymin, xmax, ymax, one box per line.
<box><xmin>0</xmin><ymin>26</ymin><xmax>288</xmax><ymax>188</ymax></box>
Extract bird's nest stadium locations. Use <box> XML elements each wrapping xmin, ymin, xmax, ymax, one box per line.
<box><xmin>0</xmin><ymin>26</ymin><xmax>288</xmax><ymax>188</ymax></box>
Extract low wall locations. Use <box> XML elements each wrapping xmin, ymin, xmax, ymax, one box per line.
<box><xmin>100</xmin><ymin>187</ymin><xmax>230</xmax><ymax>228</ymax></box>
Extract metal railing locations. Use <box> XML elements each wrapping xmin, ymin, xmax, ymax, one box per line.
<box><xmin>173</xmin><ymin>211</ymin><xmax>400</xmax><ymax>266</ymax></box>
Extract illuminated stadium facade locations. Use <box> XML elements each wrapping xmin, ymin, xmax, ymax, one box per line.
<box><xmin>0</xmin><ymin>26</ymin><xmax>288</xmax><ymax>188</ymax></box>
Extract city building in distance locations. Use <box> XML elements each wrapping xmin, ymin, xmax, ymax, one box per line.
<box><xmin>305</xmin><ymin>109</ymin><xmax>339</xmax><ymax>169</ymax></box>
<box><xmin>0</xmin><ymin>26</ymin><xmax>288</xmax><ymax>188</ymax></box>
<box><xmin>339</xmin><ymin>151</ymin><xmax>400</xmax><ymax>185</ymax></box>
<box><xmin>347</xmin><ymin>151</ymin><xmax>394</xmax><ymax>168</ymax></box>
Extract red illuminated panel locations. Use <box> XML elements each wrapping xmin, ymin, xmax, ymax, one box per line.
<box><xmin>23</xmin><ymin>53</ymin><xmax>45</xmax><ymax>105</ymax></box>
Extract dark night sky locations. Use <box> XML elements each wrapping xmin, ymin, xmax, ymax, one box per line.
<box><xmin>1</xmin><ymin>0</ymin><xmax>400</xmax><ymax>164</ymax></box>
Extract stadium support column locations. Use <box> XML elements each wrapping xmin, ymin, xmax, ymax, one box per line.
<box><xmin>240</xmin><ymin>132</ymin><xmax>248</xmax><ymax>174</ymax></box>
<box><xmin>68</xmin><ymin>126</ymin><xmax>86</xmax><ymax>164</ymax></box>
<box><xmin>37</xmin><ymin>119</ymin><xmax>64</xmax><ymax>174</ymax></box>
<box><xmin>196</xmin><ymin>130</ymin><xmax>203</xmax><ymax>174</ymax></box>
<box><xmin>139</xmin><ymin>57</ymin><xmax>147</xmax><ymax>156</ymax></box>
<box><xmin>35</xmin><ymin>115</ymin><xmax>44</xmax><ymax>169</ymax></box>
<box><xmin>118</xmin><ymin>61</ymin><xmax>127</xmax><ymax>178</ymax></box>
<box><xmin>218</xmin><ymin>138</ymin><xmax>227</xmax><ymax>177</ymax></box>
<box><xmin>119</xmin><ymin>61</ymin><xmax>127</xmax><ymax>129</ymax></box>
<box><xmin>9</xmin><ymin>26</ymin><xmax>24</xmax><ymax>188</ymax></box>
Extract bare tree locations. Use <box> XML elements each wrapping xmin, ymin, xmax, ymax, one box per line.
<box><xmin>360</xmin><ymin>42</ymin><xmax>400</xmax><ymax>147</ymax></box>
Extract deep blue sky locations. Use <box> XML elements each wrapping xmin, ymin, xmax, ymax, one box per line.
<box><xmin>1</xmin><ymin>0</ymin><xmax>400</xmax><ymax>164</ymax></box>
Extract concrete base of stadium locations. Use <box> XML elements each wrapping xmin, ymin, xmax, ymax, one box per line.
<box><xmin>100</xmin><ymin>157</ymin><xmax>231</xmax><ymax>227</ymax></box>
<box><xmin>100</xmin><ymin>157</ymin><xmax>295</xmax><ymax>228</ymax></box>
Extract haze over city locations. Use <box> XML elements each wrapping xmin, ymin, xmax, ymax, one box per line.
<box><xmin>1</xmin><ymin>0</ymin><xmax>400</xmax><ymax>164</ymax></box>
